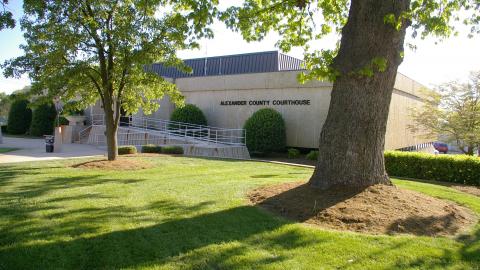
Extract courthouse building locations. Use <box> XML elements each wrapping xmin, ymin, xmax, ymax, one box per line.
<box><xmin>88</xmin><ymin>51</ymin><xmax>432</xmax><ymax>150</ymax></box>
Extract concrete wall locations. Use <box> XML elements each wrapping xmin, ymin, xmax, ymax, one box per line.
<box><xmin>134</xmin><ymin>70</ymin><xmax>431</xmax><ymax>150</ymax></box>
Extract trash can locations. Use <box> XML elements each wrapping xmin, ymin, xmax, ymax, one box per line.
<box><xmin>45</xmin><ymin>135</ymin><xmax>54</xmax><ymax>153</ymax></box>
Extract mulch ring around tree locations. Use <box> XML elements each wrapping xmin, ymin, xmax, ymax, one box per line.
<box><xmin>72</xmin><ymin>157</ymin><xmax>153</xmax><ymax>171</ymax></box>
<box><xmin>249</xmin><ymin>182</ymin><xmax>477</xmax><ymax>237</ymax></box>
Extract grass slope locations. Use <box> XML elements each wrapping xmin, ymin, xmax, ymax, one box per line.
<box><xmin>0</xmin><ymin>156</ymin><xmax>478</xmax><ymax>270</ymax></box>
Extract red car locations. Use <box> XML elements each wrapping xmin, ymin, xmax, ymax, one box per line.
<box><xmin>433</xmin><ymin>142</ymin><xmax>448</xmax><ymax>154</ymax></box>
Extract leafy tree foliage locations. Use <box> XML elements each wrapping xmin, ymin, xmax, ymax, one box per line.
<box><xmin>29</xmin><ymin>102</ymin><xmax>57</xmax><ymax>136</ymax></box>
<box><xmin>7</xmin><ymin>98</ymin><xmax>32</xmax><ymax>134</ymax></box>
<box><xmin>410</xmin><ymin>71</ymin><xmax>480</xmax><ymax>155</ymax></box>
<box><xmin>170</xmin><ymin>104</ymin><xmax>207</xmax><ymax>126</ymax></box>
<box><xmin>3</xmin><ymin>0</ymin><xmax>218</xmax><ymax>160</ymax></box>
<box><xmin>222</xmin><ymin>1</ymin><xmax>479</xmax><ymax>82</ymax></box>
<box><xmin>0</xmin><ymin>0</ymin><xmax>15</xmax><ymax>31</ymax></box>
<box><xmin>222</xmin><ymin>0</ymin><xmax>480</xmax><ymax>189</ymax></box>
<box><xmin>244</xmin><ymin>108</ymin><xmax>286</xmax><ymax>155</ymax></box>
<box><xmin>0</xmin><ymin>92</ymin><xmax>11</xmax><ymax>120</ymax></box>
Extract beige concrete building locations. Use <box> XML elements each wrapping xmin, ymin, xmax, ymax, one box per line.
<box><xmin>88</xmin><ymin>51</ymin><xmax>432</xmax><ymax>150</ymax></box>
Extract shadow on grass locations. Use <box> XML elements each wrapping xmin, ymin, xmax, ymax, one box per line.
<box><xmin>0</xmin><ymin>165</ymin><xmax>60</xmax><ymax>187</ymax></box>
<box><xmin>0</xmin><ymin>205</ymin><xmax>296</xmax><ymax>269</ymax></box>
<box><xmin>1</xmin><ymin>174</ymin><xmax>144</xmax><ymax>200</ymax></box>
<box><xmin>254</xmin><ymin>183</ymin><xmax>363</xmax><ymax>222</ymax></box>
<box><xmin>392</xmin><ymin>228</ymin><xmax>480</xmax><ymax>268</ymax></box>
<box><xmin>250</xmin><ymin>174</ymin><xmax>280</xmax><ymax>178</ymax></box>
<box><xmin>387</xmin><ymin>213</ymin><xmax>462</xmax><ymax>236</ymax></box>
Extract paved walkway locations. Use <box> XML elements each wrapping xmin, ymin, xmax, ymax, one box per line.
<box><xmin>0</xmin><ymin>137</ymin><xmax>105</xmax><ymax>164</ymax></box>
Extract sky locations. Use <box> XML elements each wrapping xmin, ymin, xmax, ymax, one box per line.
<box><xmin>1</xmin><ymin>1</ymin><xmax>480</xmax><ymax>94</ymax></box>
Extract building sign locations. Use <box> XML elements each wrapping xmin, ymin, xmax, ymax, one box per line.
<box><xmin>220</xmin><ymin>99</ymin><xmax>311</xmax><ymax>106</ymax></box>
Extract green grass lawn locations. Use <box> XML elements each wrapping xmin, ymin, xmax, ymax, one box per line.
<box><xmin>0</xmin><ymin>156</ymin><xmax>479</xmax><ymax>269</ymax></box>
<box><xmin>0</xmin><ymin>147</ymin><xmax>19</xmax><ymax>153</ymax></box>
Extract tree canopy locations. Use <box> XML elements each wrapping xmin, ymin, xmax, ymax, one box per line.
<box><xmin>3</xmin><ymin>0</ymin><xmax>219</xmax><ymax>160</ymax></box>
<box><xmin>410</xmin><ymin>71</ymin><xmax>480</xmax><ymax>155</ymax></box>
<box><xmin>0</xmin><ymin>0</ymin><xmax>15</xmax><ymax>31</ymax></box>
<box><xmin>222</xmin><ymin>0</ymin><xmax>480</xmax><ymax>82</ymax></box>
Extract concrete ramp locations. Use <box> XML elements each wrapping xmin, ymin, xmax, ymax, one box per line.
<box><xmin>82</xmin><ymin>116</ymin><xmax>250</xmax><ymax>159</ymax></box>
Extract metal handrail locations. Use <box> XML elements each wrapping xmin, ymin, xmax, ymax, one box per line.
<box><xmin>87</xmin><ymin>114</ymin><xmax>246</xmax><ymax>146</ymax></box>
<box><xmin>78</xmin><ymin>125</ymin><xmax>92</xmax><ymax>142</ymax></box>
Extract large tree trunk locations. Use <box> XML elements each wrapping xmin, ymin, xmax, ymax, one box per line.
<box><xmin>309</xmin><ymin>0</ymin><xmax>410</xmax><ymax>190</ymax></box>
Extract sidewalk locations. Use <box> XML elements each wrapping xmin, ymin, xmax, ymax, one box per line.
<box><xmin>0</xmin><ymin>137</ymin><xmax>105</xmax><ymax>164</ymax></box>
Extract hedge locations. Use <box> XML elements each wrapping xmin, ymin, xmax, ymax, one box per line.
<box><xmin>7</xmin><ymin>99</ymin><xmax>32</xmax><ymax>134</ymax></box>
<box><xmin>287</xmin><ymin>148</ymin><xmax>301</xmax><ymax>159</ymax></box>
<box><xmin>384</xmin><ymin>151</ymin><xmax>480</xmax><ymax>186</ymax></box>
<box><xmin>118</xmin><ymin>145</ymin><xmax>137</xmax><ymax>155</ymax></box>
<box><xmin>161</xmin><ymin>145</ymin><xmax>184</xmax><ymax>155</ymax></box>
<box><xmin>170</xmin><ymin>104</ymin><xmax>207</xmax><ymax>126</ymax></box>
<box><xmin>142</xmin><ymin>144</ymin><xmax>162</xmax><ymax>153</ymax></box>
<box><xmin>244</xmin><ymin>108</ymin><xmax>286</xmax><ymax>154</ymax></box>
<box><xmin>29</xmin><ymin>103</ymin><xmax>57</xmax><ymax>136</ymax></box>
<box><xmin>306</xmin><ymin>150</ymin><xmax>319</xmax><ymax>161</ymax></box>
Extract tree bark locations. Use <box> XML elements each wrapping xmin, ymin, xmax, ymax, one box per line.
<box><xmin>103</xmin><ymin>95</ymin><xmax>119</xmax><ymax>161</ymax></box>
<box><xmin>309</xmin><ymin>0</ymin><xmax>410</xmax><ymax>190</ymax></box>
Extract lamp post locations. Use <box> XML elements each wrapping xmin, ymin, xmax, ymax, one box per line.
<box><xmin>53</xmin><ymin>97</ymin><xmax>64</xmax><ymax>127</ymax></box>
<box><xmin>53</xmin><ymin>97</ymin><xmax>64</xmax><ymax>152</ymax></box>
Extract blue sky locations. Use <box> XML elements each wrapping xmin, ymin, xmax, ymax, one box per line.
<box><xmin>1</xmin><ymin>1</ymin><xmax>480</xmax><ymax>94</ymax></box>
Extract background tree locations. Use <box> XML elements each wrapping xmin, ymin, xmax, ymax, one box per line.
<box><xmin>3</xmin><ymin>0</ymin><xmax>218</xmax><ymax>160</ymax></box>
<box><xmin>222</xmin><ymin>0</ymin><xmax>480</xmax><ymax>190</ymax></box>
<box><xmin>0</xmin><ymin>92</ymin><xmax>11</xmax><ymax>121</ymax></box>
<box><xmin>29</xmin><ymin>102</ymin><xmax>57</xmax><ymax>137</ymax></box>
<box><xmin>410</xmin><ymin>71</ymin><xmax>480</xmax><ymax>155</ymax></box>
<box><xmin>0</xmin><ymin>0</ymin><xmax>15</xmax><ymax>31</ymax></box>
<box><xmin>7</xmin><ymin>98</ymin><xmax>32</xmax><ymax>135</ymax></box>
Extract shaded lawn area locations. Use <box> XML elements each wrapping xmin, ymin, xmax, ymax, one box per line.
<box><xmin>0</xmin><ymin>156</ymin><xmax>479</xmax><ymax>269</ymax></box>
<box><xmin>0</xmin><ymin>147</ymin><xmax>19</xmax><ymax>153</ymax></box>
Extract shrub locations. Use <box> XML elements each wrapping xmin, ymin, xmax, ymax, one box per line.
<box><xmin>161</xmin><ymin>145</ymin><xmax>184</xmax><ymax>155</ymax></box>
<box><xmin>244</xmin><ymin>108</ymin><xmax>286</xmax><ymax>154</ymax></box>
<box><xmin>170</xmin><ymin>104</ymin><xmax>207</xmax><ymax>126</ymax></box>
<box><xmin>287</xmin><ymin>148</ymin><xmax>301</xmax><ymax>159</ymax></box>
<box><xmin>142</xmin><ymin>144</ymin><xmax>162</xmax><ymax>153</ymax></box>
<box><xmin>118</xmin><ymin>145</ymin><xmax>137</xmax><ymax>155</ymax></box>
<box><xmin>29</xmin><ymin>103</ymin><xmax>57</xmax><ymax>136</ymax></box>
<box><xmin>306</xmin><ymin>150</ymin><xmax>319</xmax><ymax>161</ymax></box>
<box><xmin>384</xmin><ymin>151</ymin><xmax>480</xmax><ymax>186</ymax></box>
<box><xmin>7</xmin><ymin>98</ymin><xmax>32</xmax><ymax>134</ymax></box>
<box><xmin>56</xmin><ymin>116</ymin><xmax>69</xmax><ymax>126</ymax></box>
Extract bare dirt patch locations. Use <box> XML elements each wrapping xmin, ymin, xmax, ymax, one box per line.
<box><xmin>72</xmin><ymin>158</ymin><xmax>152</xmax><ymax>171</ymax></box>
<box><xmin>249</xmin><ymin>182</ymin><xmax>476</xmax><ymax>236</ymax></box>
<box><xmin>452</xmin><ymin>185</ymin><xmax>480</xmax><ymax>197</ymax></box>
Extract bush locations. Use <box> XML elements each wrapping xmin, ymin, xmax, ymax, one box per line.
<box><xmin>7</xmin><ymin>99</ymin><xmax>32</xmax><ymax>134</ymax></box>
<box><xmin>118</xmin><ymin>145</ymin><xmax>137</xmax><ymax>155</ymax></box>
<box><xmin>170</xmin><ymin>104</ymin><xmax>207</xmax><ymax>126</ymax></box>
<box><xmin>306</xmin><ymin>150</ymin><xmax>319</xmax><ymax>161</ymax></box>
<box><xmin>384</xmin><ymin>151</ymin><xmax>480</xmax><ymax>186</ymax></box>
<box><xmin>244</xmin><ymin>108</ymin><xmax>286</xmax><ymax>154</ymax></box>
<box><xmin>142</xmin><ymin>144</ymin><xmax>162</xmax><ymax>153</ymax></box>
<box><xmin>56</xmin><ymin>116</ymin><xmax>69</xmax><ymax>127</ymax></box>
<box><xmin>287</xmin><ymin>148</ymin><xmax>301</xmax><ymax>159</ymax></box>
<box><xmin>29</xmin><ymin>103</ymin><xmax>57</xmax><ymax>136</ymax></box>
<box><xmin>161</xmin><ymin>145</ymin><xmax>184</xmax><ymax>155</ymax></box>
